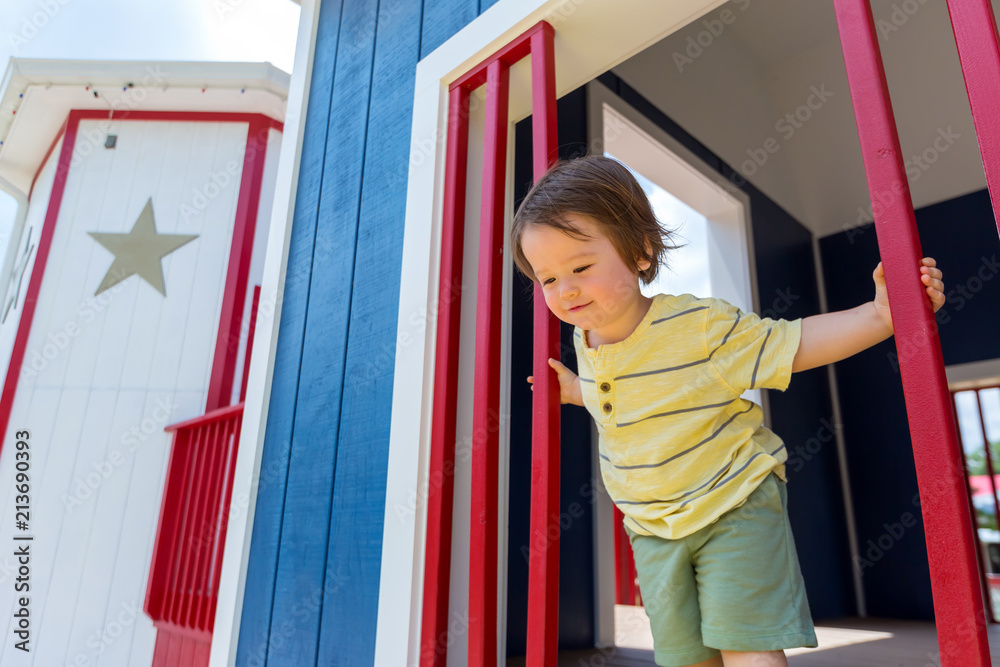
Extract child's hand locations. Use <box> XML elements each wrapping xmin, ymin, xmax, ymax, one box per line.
<box><xmin>872</xmin><ymin>257</ymin><xmax>946</xmax><ymax>331</ymax></box>
<box><xmin>527</xmin><ymin>358</ymin><xmax>584</xmax><ymax>406</ymax></box>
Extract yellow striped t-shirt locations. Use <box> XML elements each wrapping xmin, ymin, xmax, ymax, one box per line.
<box><xmin>573</xmin><ymin>293</ymin><xmax>802</xmax><ymax>540</ymax></box>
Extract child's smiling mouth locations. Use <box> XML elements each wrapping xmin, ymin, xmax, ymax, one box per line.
<box><xmin>569</xmin><ymin>302</ymin><xmax>592</xmax><ymax>312</ymax></box>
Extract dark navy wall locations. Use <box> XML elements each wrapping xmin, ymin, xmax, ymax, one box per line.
<box><xmin>819</xmin><ymin>188</ymin><xmax>1000</xmax><ymax>620</ymax></box>
<box><xmin>237</xmin><ymin>1</ymin><xmax>489</xmax><ymax>665</ymax></box>
<box><xmin>594</xmin><ymin>73</ymin><xmax>856</xmax><ymax>620</ymax></box>
<box><xmin>507</xmin><ymin>87</ymin><xmax>596</xmax><ymax>657</ymax></box>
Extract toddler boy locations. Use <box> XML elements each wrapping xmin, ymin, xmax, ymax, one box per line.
<box><xmin>515</xmin><ymin>155</ymin><xmax>945</xmax><ymax>667</ymax></box>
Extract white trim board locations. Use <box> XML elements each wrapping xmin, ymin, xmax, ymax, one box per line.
<box><xmin>208</xmin><ymin>1</ymin><xmax>320</xmax><ymax>665</ymax></box>
<box><xmin>378</xmin><ymin>1</ymin><xmax>730</xmax><ymax>665</ymax></box>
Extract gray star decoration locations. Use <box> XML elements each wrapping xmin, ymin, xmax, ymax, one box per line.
<box><xmin>88</xmin><ymin>198</ymin><xmax>198</xmax><ymax>297</ymax></box>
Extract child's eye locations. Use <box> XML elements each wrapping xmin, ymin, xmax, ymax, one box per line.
<box><xmin>542</xmin><ymin>277</ymin><xmax>555</xmax><ymax>285</ymax></box>
<box><xmin>573</xmin><ymin>265</ymin><xmax>591</xmax><ymax>273</ymax></box>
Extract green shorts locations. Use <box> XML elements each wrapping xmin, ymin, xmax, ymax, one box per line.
<box><xmin>625</xmin><ymin>472</ymin><xmax>817</xmax><ymax>667</ymax></box>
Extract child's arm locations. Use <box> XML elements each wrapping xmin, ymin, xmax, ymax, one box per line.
<box><xmin>791</xmin><ymin>257</ymin><xmax>945</xmax><ymax>373</ymax></box>
<box><xmin>527</xmin><ymin>358</ymin><xmax>584</xmax><ymax>406</ymax></box>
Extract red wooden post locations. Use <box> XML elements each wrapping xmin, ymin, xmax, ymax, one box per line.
<box><xmin>424</xmin><ymin>22</ymin><xmax>556</xmax><ymax>666</ymax></box>
<box><xmin>833</xmin><ymin>2</ymin><xmax>991</xmax><ymax>664</ymax></box>
<box><xmin>944</xmin><ymin>0</ymin><xmax>1000</xmax><ymax>239</ymax></box>
<box><xmin>420</xmin><ymin>86</ymin><xmax>470</xmax><ymax>667</ymax></box>
<box><xmin>469</xmin><ymin>57</ymin><xmax>510</xmax><ymax>667</ymax></box>
<box><xmin>526</xmin><ymin>22</ymin><xmax>560</xmax><ymax>667</ymax></box>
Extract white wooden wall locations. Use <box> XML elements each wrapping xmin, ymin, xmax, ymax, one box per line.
<box><xmin>0</xmin><ymin>118</ymin><xmax>253</xmax><ymax>667</ymax></box>
<box><xmin>0</xmin><ymin>142</ymin><xmax>61</xmax><ymax>388</ymax></box>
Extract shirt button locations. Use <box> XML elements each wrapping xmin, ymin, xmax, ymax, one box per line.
<box><xmin>602</xmin><ymin>402</ymin><xmax>612</xmax><ymax>413</ymax></box>
<box><xmin>600</xmin><ymin>382</ymin><xmax>611</xmax><ymax>392</ymax></box>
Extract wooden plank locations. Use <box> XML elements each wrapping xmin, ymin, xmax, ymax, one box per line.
<box><xmin>59</xmin><ymin>390</ymin><xmax>147</xmax><ymax>664</ymax></box>
<box><xmin>526</xmin><ymin>23</ymin><xmax>560</xmax><ymax>667</ymax></box>
<box><xmin>235</xmin><ymin>0</ymin><xmax>344</xmax><ymax>664</ymax></box>
<box><xmin>177</xmin><ymin>122</ymin><xmax>247</xmax><ymax>397</ymax></box>
<box><xmin>264</xmin><ymin>0</ymin><xmax>382</xmax><ymax>662</ymax></box>
<box><xmin>88</xmin><ymin>121</ymin><xmax>152</xmax><ymax>390</ymax></box>
<box><xmin>313</xmin><ymin>1</ymin><xmax>425</xmax><ymax>664</ymax></box>
<box><xmin>421</xmin><ymin>86</ymin><xmax>470</xmax><ymax>667</ymax></box>
<box><xmin>470</xmin><ymin>57</ymin><xmax>509</xmax><ymax>667</ymax></box>
<box><xmin>420</xmin><ymin>0</ymin><xmax>479</xmax><ymax>58</ymax></box>
<box><xmin>28</xmin><ymin>388</ymin><xmax>115</xmax><ymax>667</ymax></box>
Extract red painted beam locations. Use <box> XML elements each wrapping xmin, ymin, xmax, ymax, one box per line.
<box><xmin>450</xmin><ymin>22</ymin><xmax>550</xmax><ymax>93</ymax></box>
<box><xmin>469</xmin><ymin>58</ymin><xmax>509</xmax><ymax>667</ymax></box>
<box><xmin>833</xmin><ymin>2</ymin><xmax>990</xmax><ymax>664</ymax></box>
<box><xmin>420</xmin><ymin>85</ymin><xmax>470</xmax><ymax>667</ymax></box>
<box><xmin>944</xmin><ymin>0</ymin><xmax>1000</xmax><ymax>239</ymax></box>
<box><xmin>206</xmin><ymin>118</ymin><xmax>271</xmax><ymax>411</ymax></box>
<box><xmin>526</xmin><ymin>22</ymin><xmax>561</xmax><ymax>667</ymax></box>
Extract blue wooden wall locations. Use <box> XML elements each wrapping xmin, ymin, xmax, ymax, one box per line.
<box><xmin>235</xmin><ymin>1</ymin><xmax>492</xmax><ymax>665</ymax></box>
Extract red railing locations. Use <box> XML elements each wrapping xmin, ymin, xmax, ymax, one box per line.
<box><xmin>420</xmin><ymin>20</ymin><xmax>560</xmax><ymax>667</ymax></box>
<box><xmin>145</xmin><ymin>402</ymin><xmax>244</xmax><ymax>662</ymax></box>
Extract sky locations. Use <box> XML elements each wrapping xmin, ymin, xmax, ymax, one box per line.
<box><xmin>0</xmin><ymin>0</ymin><xmax>300</xmax><ymax>253</ymax></box>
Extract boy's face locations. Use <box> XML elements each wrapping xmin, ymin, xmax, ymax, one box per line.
<box><xmin>520</xmin><ymin>214</ymin><xmax>651</xmax><ymax>343</ymax></box>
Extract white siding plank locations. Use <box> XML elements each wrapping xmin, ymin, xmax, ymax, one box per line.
<box><xmin>31</xmin><ymin>388</ymin><xmax>116</xmax><ymax>666</ymax></box>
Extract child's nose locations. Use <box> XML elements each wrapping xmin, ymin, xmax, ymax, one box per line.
<box><xmin>560</xmin><ymin>281</ymin><xmax>579</xmax><ymax>299</ymax></box>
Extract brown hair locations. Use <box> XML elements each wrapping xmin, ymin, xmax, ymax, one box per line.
<box><xmin>510</xmin><ymin>155</ymin><xmax>678</xmax><ymax>285</ymax></box>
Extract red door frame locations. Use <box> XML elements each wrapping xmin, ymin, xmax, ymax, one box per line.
<box><xmin>833</xmin><ymin>2</ymin><xmax>991</xmax><ymax>664</ymax></box>
<box><xmin>419</xmin><ymin>21</ymin><xmax>560</xmax><ymax>667</ymax></box>
<box><xmin>0</xmin><ymin>110</ymin><xmax>282</xmax><ymax>460</ymax></box>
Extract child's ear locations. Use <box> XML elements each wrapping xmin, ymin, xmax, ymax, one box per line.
<box><xmin>636</xmin><ymin>238</ymin><xmax>654</xmax><ymax>272</ymax></box>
